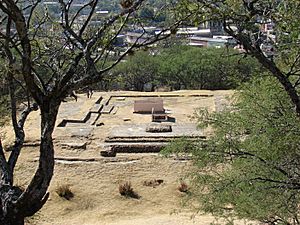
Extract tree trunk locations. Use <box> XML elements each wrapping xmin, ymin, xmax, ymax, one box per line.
<box><xmin>0</xmin><ymin>100</ymin><xmax>60</xmax><ymax>224</ymax></box>
<box><xmin>0</xmin><ymin>185</ymin><xmax>25</xmax><ymax>225</ymax></box>
<box><xmin>224</xmin><ymin>26</ymin><xmax>300</xmax><ymax>117</ymax></box>
<box><xmin>1</xmin><ymin>215</ymin><xmax>24</xmax><ymax>225</ymax></box>
<box><xmin>17</xmin><ymin>100</ymin><xmax>60</xmax><ymax>215</ymax></box>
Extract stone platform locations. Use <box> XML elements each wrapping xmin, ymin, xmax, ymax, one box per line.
<box><xmin>16</xmin><ymin>90</ymin><xmax>232</xmax><ymax>156</ymax></box>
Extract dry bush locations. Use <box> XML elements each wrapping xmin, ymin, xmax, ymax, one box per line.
<box><xmin>143</xmin><ymin>179</ymin><xmax>164</xmax><ymax>188</ymax></box>
<box><xmin>119</xmin><ymin>181</ymin><xmax>140</xmax><ymax>199</ymax></box>
<box><xmin>178</xmin><ymin>181</ymin><xmax>189</xmax><ymax>193</ymax></box>
<box><xmin>55</xmin><ymin>184</ymin><xmax>74</xmax><ymax>200</ymax></box>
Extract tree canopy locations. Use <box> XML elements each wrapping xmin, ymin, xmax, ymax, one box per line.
<box><xmin>112</xmin><ymin>51</ymin><xmax>159</xmax><ymax>91</ymax></box>
<box><xmin>179</xmin><ymin>0</ymin><xmax>300</xmax><ymax>116</ymax></box>
<box><xmin>0</xmin><ymin>1</ymin><xmax>181</xmax><ymax>224</ymax></box>
<box><xmin>110</xmin><ymin>46</ymin><xmax>264</xmax><ymax>91</ymax></box>
<box><xmin>192</xmin><ymin>77</ymin><xmax>300</xmax><ymax>224</ymax></box>
<box><xmin>164</xmin><ymin>1</ymin><xmax>300</xmax><ymax>224</ymax></box>
<box><xmin>158</xmin><ymin>46</ymin><xmax>263</xmax><ymax>90</ymax></box>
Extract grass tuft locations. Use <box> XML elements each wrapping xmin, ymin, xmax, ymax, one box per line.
<box><xmin>178</xmin><ymin>181</ymin><xmax>189</xmax><ymax>193</ymax></box>
<box><xmin>119</xmin><ymin>181</ymin><xmax>140</xmax><ymax>199</ymax></box>
<box><xmin>55</xmin><ymin>184</ymin><xmax>74</xmax><ymax>200</ymax></box>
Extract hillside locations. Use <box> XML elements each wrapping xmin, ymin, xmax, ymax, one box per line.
<box><xmin>2</xmin><ymin>90</ymin><xmax>239</xmax><ymax>225</ymax></box>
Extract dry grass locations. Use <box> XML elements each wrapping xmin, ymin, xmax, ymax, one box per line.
<box><xmin>119</xmin><ymin>181</ymin><xmax>140</xmax><ymax>199</ymax></box>
<box><xmin>55</xmin><ymin>184</ymin><xmax>74</xmax><ymax>200</ymax></box>
<box><xmin>77</xmin><ymin>198</ymin><xmax>95</xmax><ymax>210</ymax></box>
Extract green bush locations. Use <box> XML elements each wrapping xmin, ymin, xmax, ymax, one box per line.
<box><xmin>189</xmin><ymin>77</ymin><xmax>300</xmax><ymax>223</ymax></box>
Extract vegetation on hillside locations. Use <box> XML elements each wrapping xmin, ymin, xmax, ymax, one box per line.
<box><xmin>1</xmin><ymin>0</ymin><xmax>300</xmax><ymax>224</ymax></box>
<box><xmin>164</xmin><ymin>76</ymin><xmax>300</xmax><ymax>223</ymax></box>
<box><xmin>163</xmin><ymin>1</ymin><xmax>300</xmax><ymax>224</ymax></box>
<box><xmin>110</xmin><ymin>46</ymin><xmax>264</xmax><ymax>91</ymax></box>
<box><xmin>0</xmin><ymin>1</ymin><xmax>181</xmax><ymax>224</ymax></box>
<box><xmin>196</xmin><ymin>77</ymin><xmax>300</xmax><ymax>223</ymax></box>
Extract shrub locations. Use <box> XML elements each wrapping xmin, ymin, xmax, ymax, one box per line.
<box><xmin>178</xmin><ymin>181</ymin><xmax>188</xmax><ymax>193</ymax></box>
<box><xmin>119</xmin><ymin>181</ymin><xmax>140</xmax><ymax>199</ymax></box>
<box><xmin>55</xmin><ymin>184</ymin><xmax>74</xmax><ymax>200</ymax></box>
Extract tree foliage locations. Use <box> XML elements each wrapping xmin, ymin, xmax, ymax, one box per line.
<box><xmin>158</xmin><ymin>46</ymin><xmax>263</xmax><ymax>90</ymax></box>
<box><xmin>0</xmin><ymin>1</ymin><xmax>182</xmax><ymax>224</ymax></box>
<box><xmin>111</xmin><ymin>46</ymin><xmax>264</xmax><ymax>91</ymax></box>
<box><xmin>190</xmin><ymin>77</ymin><xmax>300</xmax><ymax>224</ymax></box>
<box><xmin>165</xmin><ymin>77</ymin><xmax>300</xmax><ymax>224</ymax></box>
<box><xmin>180</xmin><ymin>0</ymin><xmax>300</xmax><ymax>116</ymax></box>
<box><xmin>113</xmin><ymin>51</ymin><xmax>159</xmax><ymax>91</ymax></box>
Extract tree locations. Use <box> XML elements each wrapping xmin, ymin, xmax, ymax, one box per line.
<box><xmin>111</xmin><ymin>46</ymin><xmax>262</xmax><ymax>91</ymax></box>
<box><xmin>158</xmin><ymin>46</ymin><xmax>263</xmax><ymax>90</ymax></box>
<box><xmin>181</xmin><ymin>0</ymin><xmax>300</xmax><ymax>116</ymax></box>
<box><xmin>189</xmin><ymin>77</ymin><xmax>300</xmax><ymax>224</ymax></box>
<box><xmin>112</xmin><ymin>50</ymin><xmax>159</xmax><ymax>91</ymax></box>
<box><xmin>162</xmin><ymin>1</ymin><xmax>300</xmax><ymax>223</ymax></box>
<box><xmin>0</xmin><ymin>1</ymin><xmax>183</xmax><ymax>224</ymax></box>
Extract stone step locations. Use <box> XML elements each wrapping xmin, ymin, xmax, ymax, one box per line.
<box><xmin>101</xmin><ymin>142</ymin><xmax>167</xmax><ymax>157</ymax></box>
<box><xmin>102</xmin><ymin>96</ymin><xmax>112</xmax><ymax>106</ymax></box>
<box><xmin>89</xmin><ymin>104</ymin><xmax>103</xmax><ymax>113</ymax></box>
<box><xmin>105</xmin><ymin>136</ymin><xmax>205</xmax><ymax>143</ymax></box>
<box><xmin>60</xmin><ymin>141</ymin><xmax>87</xmax><ymax>150</ymax></box>
<box><xmin>101</xmin><ymin>105</ymin><xmax>114</xmax><ymax>114</ymax></box>
<box><xmin>95</xmin><ymin>96</ymin><xmax>103</xmax><ymax>104</ymax></box>
<box><xmin>89</xmin><ymin>113</ymin><xmax>100</xmax><ymax>125</ymax></box>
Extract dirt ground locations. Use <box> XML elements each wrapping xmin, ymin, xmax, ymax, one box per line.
<box><xmin>21</xmin><ymin>150</ymin><xmax>213</xmax><ymax>225</ymax></box>
<box><xmin>1</xmin><ymin>90</ymin><xmax>239</xmax><ymax>225</ymax></box>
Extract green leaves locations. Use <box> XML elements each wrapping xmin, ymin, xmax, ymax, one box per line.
<box><xmin>170</xmin><ymin>76</ymin><xmax>300</xmax><ymax>223</ymax></box>
<box><xmin>111</xmin><ymin>46</ymin><xmax>262</xmax><ymax>91</ymax></box>
<box><xmin>158</xmin><ymin>46</ymin><xmax>263</xmax><ymax>90</ymax></box>
<box><xmin>112</xmin><ymin>51</ymin><xmax>159</xmax><ymax>91</ymax></box>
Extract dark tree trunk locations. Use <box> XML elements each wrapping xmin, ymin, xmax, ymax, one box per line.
<box><xmin>223</xmin><ymin>24</ymin><xmax>300</xmax><ymax>117</ymax></box>
<box><xmin>0</xmin><ymin>100</ymin><xmax>60</xmax><ymax>224</ymax></box>
<box><xmin>1</xmin><ymin>213</ymin><xmax>25</xmax><ymax>225</ymax></box>
<box><xmin>1</xmin><ymin>217</ymin><xmax>24</xmax><ymax>225</ymax></box>
<box><xmin>0</xmin><ymin>185</ymin><xmax>25</xmax><ymax>225</ymax></box>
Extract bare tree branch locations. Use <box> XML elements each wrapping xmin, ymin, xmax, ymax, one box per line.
<box><xmin>78</xmin><ymin>0</ymin><xmax>98</xmax><ymax>37</ymax></box>
<box><xmin>0</xmin><ymin>139</ymin><xmax>11</xmax><ymax>186</ymax></box>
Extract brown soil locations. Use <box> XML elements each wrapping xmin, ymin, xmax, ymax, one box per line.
<box><xmin>2</xmin><ymin>90</ymin><xmax>239</xmax><ymax>225</ymax></box>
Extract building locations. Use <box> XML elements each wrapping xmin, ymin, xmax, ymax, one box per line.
<box><xmin>188</xmin><ymin>36</ymin><xmax>236</xmax><ymax>48</ymax></box>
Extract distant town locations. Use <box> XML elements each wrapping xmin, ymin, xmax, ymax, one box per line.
<box><xmin>18</xmin><ymin>0</ymin><xmax>275</xmax><ymax>56</ymax></box>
